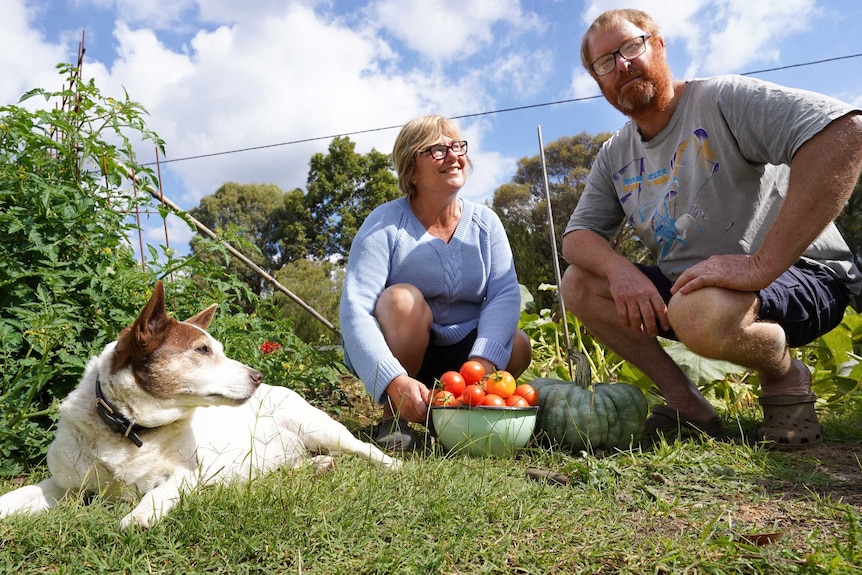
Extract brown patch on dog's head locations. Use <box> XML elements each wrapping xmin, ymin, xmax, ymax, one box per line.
<box><xmin>111</xmin><ymin>281</ymin><xmax>221</xmax><ymax>396</ymax></box>
<box><xmin>113</xmin><ymin>281</ymin><xmax>172</xmax><ymax>373</ymax></box>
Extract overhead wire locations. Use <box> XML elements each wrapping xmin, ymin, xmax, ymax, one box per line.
<box><xmin>141</xmin><ymin>52</ymin><xmax>862</xmax><ymax>167</ymax></box>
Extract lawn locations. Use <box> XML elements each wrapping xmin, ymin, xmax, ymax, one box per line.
<box><xmin>1</xmin><ymin>406</ymin><xmax>860</xmax><ymax>575</ymax></box>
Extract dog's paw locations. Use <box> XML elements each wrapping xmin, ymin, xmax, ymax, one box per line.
<box><xmin>311</xmin><ymin>455</ymin><xmax>336</xmax><ymax>475</ymax></box>
<box><xmin>119</xmin><ymin>507</ymin><xmax>162</xmax><ymax>530</ymax></box>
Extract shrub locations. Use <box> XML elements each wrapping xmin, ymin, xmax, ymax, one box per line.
<box><xmin>0</xmin><ymin>65</ymin><xmax>345</xmax><ymax>474</ymax></box>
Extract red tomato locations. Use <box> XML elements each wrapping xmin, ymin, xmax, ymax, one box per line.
<box><xmin>430</xmin><ymin>389</ymin><xmax>459</xmax><ymax>407</ymax></box>
<box><xmin>505</xmin><ymin>395</ymin><xmax>530</xmax><ymax>407</ymax></box>
<box><xmin>513</xmin><ymin>384</ymin><xmax>538</xmax><ymax>406</ymax></box>
<box><xmin>482</xmin><ymin>393</ymin><xmax>506</xmax><ymax>407</ymax></box>
<box><xmin>459</xmin><ymin>360</ymin><xmax>486</xmax><ymax>386</ymax></box>
<box><xmin>485</xmin><ymin>370</ymin><xmax>516</xmax><ymax>399</ymax></box>
<box><xmin>461</xmin><ymin>384</ymin><xmax>486</xmax><ymax>407</ymax></box>
<box><xmin>439</xmin><ymin>371</ymin><xmax>466</xmax><ymax>398</ymax></box>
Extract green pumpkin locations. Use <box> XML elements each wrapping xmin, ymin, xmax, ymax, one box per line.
<box><xmin>531</xmin><ymin>351</ymin><xmax>647</xmax><ymax>453</ymax></box>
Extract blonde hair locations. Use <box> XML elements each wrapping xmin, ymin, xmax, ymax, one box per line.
<box><xmin>580</xmin><ymin>9</ymin><xmax>661</xmax><ymax>72</ymax></box>
<box><xmin>391</xmin><ymin>115</ymin><xmax>472</xmax><ymax>198</ymax></box>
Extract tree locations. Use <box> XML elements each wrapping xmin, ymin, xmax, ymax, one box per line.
<box><xmin>493</xmin><ymin>132</ymin><xmax>619</xmax><ymax>311</ymax></box>
<box><xmin>273</xmin><ymin>259</ymin><xmax>343</xmax><ymax>345</ymax></box>
<box><xmin>186</xmin><ymin>137</ymin><xmax>401</xmax><ymax>336</ymax></box>
<box><xmin>304</xmin><ymin>136</ymin><xmax>401</xmax><ymax>260</ymax></box>
<box><xmin>271</xmin><ymin>188</ymin><xmax>313</xmax><ymax>266</ymax></box>
<box><xmin>189</xmin><ymin>182</ymin><xmax>288</xmax><ymax>298</ymax></box>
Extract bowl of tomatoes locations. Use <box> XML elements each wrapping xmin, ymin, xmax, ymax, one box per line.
<box><xmin>428</xmin><ymin>361</ymin><xmax>539</xmax><ymax>457</ymax></box>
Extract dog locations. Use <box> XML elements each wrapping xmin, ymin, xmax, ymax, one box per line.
<box><xmin>0</xmin><ymin>281</ymin><xmax>400</xmax><ymax>529</ymax></box>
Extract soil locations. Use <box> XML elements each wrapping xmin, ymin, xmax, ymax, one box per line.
<box><xmin>758</xmin><ymin>440</ymin><xmax>862</xmax><ymax>507</ymax></box>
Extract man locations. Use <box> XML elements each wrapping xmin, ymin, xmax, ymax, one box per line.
<box><xmin>561</xmin><ymin>8</ymin><xmax>862</xmax><ymax>449</ymax></box>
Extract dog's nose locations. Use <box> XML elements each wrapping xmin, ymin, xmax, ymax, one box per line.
<box><xmin>249</xmin><ymin>370</ymin><xmax>263</xmax><ymax>386</ymax></box>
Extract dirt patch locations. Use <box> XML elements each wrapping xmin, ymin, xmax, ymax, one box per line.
<box><xmin>761</xmin><ymin>441</ymin><xmax>862</xmax><ymax>507</ymax></box>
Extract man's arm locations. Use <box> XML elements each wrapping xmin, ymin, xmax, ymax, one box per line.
<box><xmin>563</xmin><ymin>229</ymin><xmax>670</xmax><ymax>335</ymax></box>
<box><xmin>673</xmin><ymin>112</ymin><xmax>862</xmax><ymax>295</ymax></box>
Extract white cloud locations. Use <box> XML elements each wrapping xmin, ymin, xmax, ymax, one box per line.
<box><xmin>86</xmin><ymin>4</ymin><xmax>440</xmax><ymax>205</ymax></box>
<box><xmin>369</xmin><ymin>0</ymin><xmax>542</xmax><ymax>63</ymax></box>
<box><xmin>0</xmin><ymin>1</ymin><xmax>68</xmax><ymax>106</ymax></box>
<box><xmin>677</xmin><ymin>0</ymin><xmax>820</xmax><ymax>77</ymax></box>
<box><xmin>569</xmin><ymin>68</ymin><xmax>598</xmax><ymax>100</ymax></box>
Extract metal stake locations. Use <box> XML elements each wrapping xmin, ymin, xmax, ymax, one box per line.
<box><xmin>537</xmin><ymin>125</ymin><xmax>574</xmax><ymax>380</ymax></box>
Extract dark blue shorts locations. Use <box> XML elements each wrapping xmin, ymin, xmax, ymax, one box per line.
<box><xmin>636</xmin><ymin>261</ymin><xmax>850</xmax><ymax>348</ymax></box>
<box><xmin>414</xmin><ymin>329</ymin><xmax>478</xmax><ymax>388</ymax></box>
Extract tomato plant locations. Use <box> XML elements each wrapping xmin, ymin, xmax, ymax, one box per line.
<box><xmin>461</xmin><ymin>384</ymin><xmax>486</xmax><ymax>407</ymax></box>
<box><xmin>486</xmin><ymin>370</ymin><xmax>516</xmax><ymax>399</ymax></box>
<box><xmin>459</xmin><ymin>360</ymin><xmax>486</xmax><ymax>386</ymax></box>
<box><xmin>513</xmin><ymin>384</ymin><xmax>539</xmax><ymax>406</ymax></box>
<box><xmin>482</xmin><ymin>393</ymin><xmax>506</xmax><ymax>407</ymax></box>
<box><xmin>439</xmin><ymin>371</ymin><xmax>466</xmax><ymax>398</ymax></box>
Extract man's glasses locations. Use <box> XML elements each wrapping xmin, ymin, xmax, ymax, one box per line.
<box><xmin>419</xmin><ymin>141</ymin><xmax>468</xmax><ymax>160</ymax></box>
<box><xmin>590</xmin><ymin>35</ymin><xmax>652</xmax><ymax>76</ymax></box>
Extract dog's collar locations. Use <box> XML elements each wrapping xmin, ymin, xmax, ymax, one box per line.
<box><xmin>94</xmin><ymin>375</ymin><xmax>146</xmax><ymax>448</ymax></box>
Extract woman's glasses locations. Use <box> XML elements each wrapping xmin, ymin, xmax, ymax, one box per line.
<box><xmin>418</xmin><ymin>141</ymin><xmax>468</xmax><ymax>160</ymax></box>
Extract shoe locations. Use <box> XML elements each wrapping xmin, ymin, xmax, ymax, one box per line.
<box><xmin>757</xmin><ymin>393</ymin><xmax>822</xmax><ymax>450</ymax></box>
<box><xmin>644</xmin><ymin>405</ymin><xmax>725</xmax><ymax>441</ymax></box>
<box><xmin>373</xmin><ymin>418</ymin><xmax>417</xmax><ymax>452</ymax></box>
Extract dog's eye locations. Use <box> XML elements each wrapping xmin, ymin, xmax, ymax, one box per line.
<box><xmin>195</xmin><ymin>345</ymin><xmax>212</xmax><ymax>355</ymax></box>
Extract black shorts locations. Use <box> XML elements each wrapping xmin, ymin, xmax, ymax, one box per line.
<box><xmin>414</xmin><ymin>329</ymin><xmax>478</xmax><ymax>388</ymax></box>
<box><xmin>636</xmin><ymin>260</ymin><xmax>850</xmax><ymax>348</ymax></box>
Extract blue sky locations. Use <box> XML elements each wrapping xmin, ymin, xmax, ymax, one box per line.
<box><xmin>2</xmin><ymin>0</ymin><xmax>861</xmax><ymax>254</ymax></box>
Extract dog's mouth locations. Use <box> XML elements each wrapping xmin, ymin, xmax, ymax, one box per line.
<box><xmin>204</xmin><ymin>393</ymin><xmax>252</xmax><ymax>405</ymax></box>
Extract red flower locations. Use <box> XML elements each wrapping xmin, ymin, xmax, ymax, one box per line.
<box><xmin>260</xmin><ymin>341</ymin><xmax>281</xmax><ymax>354</ymax></box>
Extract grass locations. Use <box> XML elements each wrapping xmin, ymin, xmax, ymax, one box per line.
<box><xmin>1</xmin><ymin>412</ymin><xmax>861</xmax><ymax>574</ymax></box>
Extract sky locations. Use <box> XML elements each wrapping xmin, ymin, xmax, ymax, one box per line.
<box><xmin>3</xmin><ymin>0</ymin><xmax>862</xmax><ymax>257</ymax></box>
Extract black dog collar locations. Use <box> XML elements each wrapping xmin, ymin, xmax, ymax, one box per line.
<box><xmin>95</xmin><ymin>375</ymin><xmax>146</xmax><ymax>448</ymax></box>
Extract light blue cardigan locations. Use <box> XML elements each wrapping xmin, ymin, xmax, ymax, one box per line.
<box><xmin>339</xmin><ymin>196</ymin><xmax>521</xmax><ymax>402</ymax></box>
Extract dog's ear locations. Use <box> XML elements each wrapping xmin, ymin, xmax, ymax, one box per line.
<box><xmin>112</xmin><ymin>282</ymin><xmax>175</xmax><ymax>373</ymax></box>
<box><xmin>132</xmin><ymin>281</ymin><xmax>173</xmax><ymax>350</ymax></box>
<box><xmin>184</xmin><ymin>303</ymin><xmax>218</xmax><ymax>330</ymax></box>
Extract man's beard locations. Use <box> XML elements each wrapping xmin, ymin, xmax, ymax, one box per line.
<box><xmin>604</xmin><ymin>57</ymin><xmax>673</xmax><ymax>116</ymax></box>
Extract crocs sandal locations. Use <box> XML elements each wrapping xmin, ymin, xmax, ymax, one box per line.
<box><xmin>645</xmin><ymin>405</ymin><xmax>725</xmax><ymax>441</ymax></box>
<box><xmin>373</xmin><ymin>417</ymin><xmax>417</xmax><ymax>452</ymax></box>
<box><xmin>757</xmin><ymin>393</ymin><xmax>822</xmax><ymax>450</ymax></box>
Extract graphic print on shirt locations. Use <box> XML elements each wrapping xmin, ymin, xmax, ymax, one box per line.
<box><xmin>618</xmin><ymin>128</ymin><xmax>720</xmax><ymax>262</ymax></box>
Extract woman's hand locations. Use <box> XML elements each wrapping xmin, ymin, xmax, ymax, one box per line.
<box><xmin>384</xmin><ymin>374</ymin><xmax>432</xmax><ymax>422</ymax></box>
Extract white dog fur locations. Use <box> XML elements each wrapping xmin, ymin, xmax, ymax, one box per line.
<box><xmin>0</xmin><ymin>281</ymin><xmax>400</xmax><ymax>529</ymax></box>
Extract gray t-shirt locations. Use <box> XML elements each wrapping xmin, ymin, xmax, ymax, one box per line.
<box><xmin>565</xmin><ymin>74</ymin><xmax>862</xmax><ymax>293</ymax></box>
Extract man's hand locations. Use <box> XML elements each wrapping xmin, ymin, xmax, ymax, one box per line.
<box><xmin>384</xmin><ymin>374</ymin><xmax>431</xmax><ymax>422</ymax></box>
<box><xmin>608</xmin><ymin>266</ymin><xmax>670</xmax><ymax>337</ymax></box>
<box><xmin>671</xmin><ymin>254</ymin><xmax>774</xmax><ymax>295</ymax></box>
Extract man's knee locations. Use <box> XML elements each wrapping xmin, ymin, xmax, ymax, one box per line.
<box><xmin>560</xmin><ymin>264</ymin><xmax>592</xmax><ymax>312</ymax></box>
<box><xmin>508</xmin><ymin>329</ymin><xmax>532</xmax><ymax>378</ymax></box>
<box><xmin>667</xmin><ymin>287</ymin><xmax>752</xmax><ymax>355</ymax></box>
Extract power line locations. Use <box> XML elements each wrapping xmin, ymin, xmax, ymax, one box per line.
<box><xmin>142</xmin><ymin>52</ymin><xmax>862</xmax><ymax>167</ymax></box>
<box><xmin>740</xmin><ymin>52</ymin><xmax>862</xmax><ymax>76</ymax></box>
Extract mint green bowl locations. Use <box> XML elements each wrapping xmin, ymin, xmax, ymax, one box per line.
<box><xmin>430</xmin><ymin>405</ymin><xmax>538</xmax><ymax>457</ymax></box>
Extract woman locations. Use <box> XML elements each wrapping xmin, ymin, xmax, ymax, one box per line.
<box><xmin>339</xmin><ymin>115</ymin><xmax>531</xmax><ymax>451</ymax></box>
